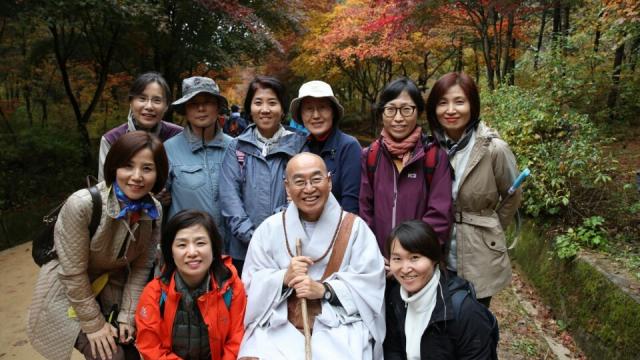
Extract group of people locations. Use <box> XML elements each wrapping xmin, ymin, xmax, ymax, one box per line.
<box><xmin>26</xmin><ymin>69</ymin><xmax>522</xmax><ymax>360</ymax></box>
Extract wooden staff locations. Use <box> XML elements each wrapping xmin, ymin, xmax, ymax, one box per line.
<box><xmin>296</xmin><ymin>238</ymin><xmax>312</xmax><ymax>360</ymax></box>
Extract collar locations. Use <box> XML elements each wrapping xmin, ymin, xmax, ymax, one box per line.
<box><xmin>184</xmin><ymin>123</ymin><xmax>227</xmax><ymax>152</ymax></box>
<box><xmin>127</xmin><ymin>110</ymin><xmax>162</xmax><ymax>136</ymax></box>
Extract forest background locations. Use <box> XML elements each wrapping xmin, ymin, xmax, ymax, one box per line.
<box><xmin>0</xmin><ymin>0</ymin><xmax>638</xmax><ymax>275</ymax></box>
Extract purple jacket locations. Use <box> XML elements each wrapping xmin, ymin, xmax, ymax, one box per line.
<box><xmin>359</xmin><ymin>137</ymin><xmax>453</xmax><ymax>254</ymax></box>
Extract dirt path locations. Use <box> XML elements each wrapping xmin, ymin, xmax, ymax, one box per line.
<box><xmin>0</xmin><ymin>242</ymin><xmax>584</xmax><ymax>359</ymax></box>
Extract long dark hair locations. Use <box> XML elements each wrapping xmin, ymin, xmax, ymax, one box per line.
<box><xmin>161</xmin><ymin>209</ymin><xmax>230</xmax><ymax>285</ymax></box>
<box><xmin>385</xmin><ymin>220</ymin><xmax>446</xmax><ymax>271</ymax></box>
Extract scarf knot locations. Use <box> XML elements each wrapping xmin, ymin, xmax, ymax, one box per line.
<box><xmin>380</xmin><ymin>126</ymin><xmax>423</xmax><ymax>166</ymax></box>
<box><xmin>113</xmin><ymin>183</ymin><xmax>159</xmax><ymax>220</ymax></box>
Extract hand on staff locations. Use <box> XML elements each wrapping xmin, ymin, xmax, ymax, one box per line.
<box><xmin>289</xmin><ymin>275</ymin><xmax>324</xmax><ymax>300</ymax></box>
<box><xmin>118</xmin><ymin>322</ymin><xmax>135</xmax><ymax>344</ymax></box>
<box><xmin>86</xmin><ymin>322</ymin><xmax>118</xmax><ymax>360</ymax></box>
<box><xmin>284</xmin><ymin>256</ymin><xmax>313</xmax><ymax>285</ymax></box>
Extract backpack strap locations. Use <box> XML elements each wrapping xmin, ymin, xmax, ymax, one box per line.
<box><xmin>451</xmin><ymin>287</ymin><xmax>471</xmax><ymax>320</ymax></box>
<box><xmin>365</xmin><ymin>140</ymin><xmax>382</xmax><ymax>186</ymax></box>
<box><xmin>87</xmin><ymin>185</ymin><xmax>102</xmax><ymax>238</ymax></box>
<box><xmin>222</xmin><ymin>287</ymin><xmax>232</xmax><ymax>310</ymax></box>
<box><xmin>159</xmin><ymin>289</ymin><xmax>167</xmax><ymax>319</ymax></box>
<box><xmin>423</xmin><ymin>142</ymin><xmax>439</xmax><ymax>188</ymax></box>
<box><xmin>320</xmin><ymin>212</ymin><xmax>356</xmax><ymax>281</ymax></box>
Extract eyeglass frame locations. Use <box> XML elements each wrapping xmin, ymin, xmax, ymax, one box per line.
<box><xmin>285</xmin><ymin>171</ymin><xmax>332</xmax><ymax>189</ymax></box>
<box><xmin>382</xmin><ymin>105</ymin><xmax>417</xmax><ymax>118</ymax></box>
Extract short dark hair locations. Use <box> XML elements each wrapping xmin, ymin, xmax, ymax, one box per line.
<box><xmin>103</xmin><ymin>131</ymin><xmax>168</xmax><ymax>194</ymax></box>
<box><xmin>426</xmin><ymin>72</ymin><xmax>480</xmax><ymax>136</ymax></box>
<box><xmin>128</xmin><ymin>72</ymin><xmax>172</xmax><ymax>104</ymax></box>
<box><xmin>385</xmin><ymin>220</ymin><xmax>444</xmax><ymax>266</ymax></box>
<box><xmin>231</xmin><ymin>104</ymin><xmax>240</xmax><ymax>112</ymax></box>
<box><xmin>243</xmin><ymin>76</ymin><xmax>288</xmax><ymax>123</ymax></box>
<box><xmin>375</xmin><ymin>77</ymin><xmax>425</xmax><ymax>120</ymax></box>
<box><xmin>161</xmin><ymin>209</ymin><xmax>230</xmax><ymax>285</ymax></box>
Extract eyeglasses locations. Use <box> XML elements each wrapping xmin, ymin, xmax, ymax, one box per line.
<box><xmin>135</xmin><ymin>96</ymin><xmax>165</xmax><ymax>106</ymax></box>
<box><xmin>288</xmin><ymin>173</ymin><xmax>330</xmax><ymax>189</ymax></box>
<box><xmin>383</xmin><ymin>105</ymin><xmax>416</xmax><ymax>117</ymax></box>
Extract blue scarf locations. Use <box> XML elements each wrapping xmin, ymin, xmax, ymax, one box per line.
<box><xmin>113</xmin><ymin>183</ymin><xmax>159</xmax><ymax>220</ymax></box>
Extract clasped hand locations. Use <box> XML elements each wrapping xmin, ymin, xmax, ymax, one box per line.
<box><xmin>283</xmin><ymin>256</ymin><xmax>324</xmax><ymax>300</ymax></box>
<box><xmin>86</xmin><ymin>322</ymin><xmax>135</xmax><ymax>359</ymax></box>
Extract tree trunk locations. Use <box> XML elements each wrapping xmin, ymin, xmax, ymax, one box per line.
<box><xmin>39</xmin><ymin>99</ymin><xmax>48</xmax><ymax>127</ymax></box>
<box><xmin>502</xmin><ymin>11</ymin><xmax>515</xmax><ymax>84</ymax></box>
<box><xmin>534</xmin><ymin>7</ymin><xmax>547</xmax><ymax>70</ymax></box>
<box><xmin>607</xmin><ymin>40</ymin><xmax>626</xmax><ymax>120</ymax></box>
<box><xmin>24</xmin><ymin>85</ymin><xmax>33</xmax><ymax>126</ymax></box>
<box><xmin>552</xmin><ymin>0</ymin><xmax>562</xmax><ymax>44</ymax></box>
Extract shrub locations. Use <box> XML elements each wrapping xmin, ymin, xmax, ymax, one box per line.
<box><xmin>483</xmin><ymin>85</ymin><xmax>614</xmax><ymax>218</ymax></box>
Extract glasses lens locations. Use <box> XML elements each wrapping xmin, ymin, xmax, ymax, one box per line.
<box><xmin>383</xmin><ymin>107</ymin><xmax>396</xmax><ymax>117</ymax></box>
<box><xmin>400</xmin><ymin>106</ymin><xmax>414</xmax><ymax>116</ymax></box>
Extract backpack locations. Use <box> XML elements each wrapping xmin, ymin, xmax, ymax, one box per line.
<box><xmin>365</xmin><ymin>138</ymin><xmax>440</xmax><ymax>188</ymax></box>
<box><xmin>32</xmin><ymin>179</ymin><xmax>102</xmax><ymax>266</ymax></box>
<box><xmin>450</xmin><ymin>280</ymin><xmax>499</xmax><ymax>360</ymax></box>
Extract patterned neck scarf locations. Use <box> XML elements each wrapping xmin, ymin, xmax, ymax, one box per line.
<box><xmin>381</xmin><ymin>126</ymin><xmax>423</xmax><ymax>166</ymax></box>
<box><xmin>436</xmin><ymin>118</ymin><xmax>480</xmax><ymax>158</ymax></box>
<box><xmin>113</xmin><ymin>182</ymin><xmax>159</xmax><ymax>221</ymax></box>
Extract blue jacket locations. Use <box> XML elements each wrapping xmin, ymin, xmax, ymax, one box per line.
<box><xmin>307</xmin><ymin>129</ymin><xmax>361</xmax><ymax>213</ymax></box>
<box><xmin>219</xmin><ymin>124</ymin><xmax>307</xmax><ymax>260</ymax></box>
<box><xmin>164</xmin><ymin>126</ymin><xmax>232</xmax><ymax>246</ymax></box>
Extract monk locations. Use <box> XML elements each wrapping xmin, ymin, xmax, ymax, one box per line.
<box><xmin>238</xmin><ymin>152</ymin><xmax>386</xmax><ymax>360</ymax></box>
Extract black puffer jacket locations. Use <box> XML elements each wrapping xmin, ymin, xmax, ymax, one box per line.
<box><xmin>384</xmin><ymin>272</ymin><xmax>496</xmax><ymax>359</ymax></box>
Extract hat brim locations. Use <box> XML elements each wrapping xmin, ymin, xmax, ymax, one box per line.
<box><xmin>290</xmin><ymin>95</ymin><xmax>344</xmax><ymax>124</ymax></box>
<box><xmin>171</xmin><ymin>91</ymin><xmax>229</xmax><ymax>115</ymax></box>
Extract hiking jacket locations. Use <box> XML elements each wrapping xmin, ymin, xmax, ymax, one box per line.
<box><xmin>384</xmin><ymin>273</ymin><xmax>495</xmax><ymax>359</ymax></box>
<box><xmin>164</xmin><ymin>125</ymin><xmax>232</xmax><ymax>245</ymax></box>
<box><xmin>98</xmin><ymin>115</ymin><xmax>183</xmax><ymax>181</ymax></box>
<box><xmin>219</xmin><ymin>124</ymin><xmax>307</xmax><ymax>260</ymax></box>
<box><xmin>135</xmin><ymin>257</ymin><xmax>247</xmax><ymax>360</ymax></box>
<box><xmin>450</xmin><ymin>122</ymin><xmax>521</xmax><ymax>298</ymax></box>
<box><xmin>27</xmin><ymin>182</ymin><xmax>161</xmax><ymax>360</ymax></box>
<box><xmin>359</xmin><ymin>133</ymin><xmax>453</xmax><ymax>253</ymax></box>
<box><xmin>307</xmin><ymin>128</ymin><xmax>361</xmax><ymax>213</ymax></box>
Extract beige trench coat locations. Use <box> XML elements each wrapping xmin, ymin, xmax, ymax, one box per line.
<box><xmin>453</xmin><ymin>122</ymin><xmax>522</xmax><ymax>299</ymax></box>
<box><xmin>27</xmin><ymin>182</ymin><xmax>161</xmax><ymax>359</ymax></box>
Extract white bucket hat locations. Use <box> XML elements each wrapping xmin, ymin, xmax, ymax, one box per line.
<box><xmin>290</xmin><ymin>80</ymin><xmax>344</xmax><ymax>123</ymax></box>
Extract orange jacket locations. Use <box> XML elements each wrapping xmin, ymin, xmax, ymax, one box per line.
<box><xmin>135</xmin><ymin>257</ymin><xmax>247</xmax><ymax>360</ymax></box>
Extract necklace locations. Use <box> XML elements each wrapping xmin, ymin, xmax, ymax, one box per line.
<box><xmin>282</xmin><ymin>208</ymin><xmax>343</xmax><ymax>262</ymax></box>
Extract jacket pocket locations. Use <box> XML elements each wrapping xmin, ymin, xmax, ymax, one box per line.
<box><xmin>480</xmin><ymin>224</ymin><xmax>507</xmax><ymax>253</ymax></box>
<box><xmin>175</xmin><ymin>165</ymin><xmax>206</xmax><ymax>190</ymax></box>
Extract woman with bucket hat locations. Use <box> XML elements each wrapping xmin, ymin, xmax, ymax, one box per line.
<box><xmin>98</xmin><ymin>72</ymin><xmax>183</xmax><ymax>182</ymax></box>
<box><xmin>219</xmin><ymin>76</ymin><xmax>307</xmax><ymax>275</ymax></box>
<box><xmin>162</xmin><ymin>76</ymin><xmax>233</xmax><ymax>248</ymax></box>
<box><xmin>290</xmin><ymin>80</ymin><xmax>362</xmax><ymax>213</ymax></box>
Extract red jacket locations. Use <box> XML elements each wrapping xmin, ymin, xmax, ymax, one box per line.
<box><xmin>135</xmin><ymin>257</ymin><xmax>247</xmax><ymax>360</ymax></box>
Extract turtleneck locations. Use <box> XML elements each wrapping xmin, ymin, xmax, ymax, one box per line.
<box><xmin>400</xmin><ymin>267</ymin><xmax>440</xmax><ymax>360</ymax></box>
<box><xmin>255</xmin><ymin>125</ymin><xmax>290</xmax><ymax>157</ymax></box>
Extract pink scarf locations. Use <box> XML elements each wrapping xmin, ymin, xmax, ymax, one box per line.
<box><xmin>381</xmin><ymin>126</ymin><xmax>422</xmax><ymax>166</ymax></box>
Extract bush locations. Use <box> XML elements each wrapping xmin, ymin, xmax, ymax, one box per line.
<box><xmin>0</xmin><ymin>128</ymin><xmax>93</xmax><ymax>210</ymax></box>
<box><xmin>483</xmin><ymin>85</ymin><xmax>614</xmax><ymax>218</ymax></box>
<box><xmin>554</xmin><ymin>216</ymin><xmax>609</xmax><ymax>260</ymax></box>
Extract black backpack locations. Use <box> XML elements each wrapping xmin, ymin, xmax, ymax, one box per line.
<box><xmin>450</xmin><ymin>280</ymin><xmax>500</xmax><ymax>360</ymax></box>
<box><xmin>32</xmin><ymin>178</ymin><xmax>102</xmax><ymax>266</ymax></box>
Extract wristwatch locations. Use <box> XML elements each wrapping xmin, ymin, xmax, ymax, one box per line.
<box><xmin>323</xmin><ymin>282</ymin><xmax>332</xmax><ymax>301</ymax></box>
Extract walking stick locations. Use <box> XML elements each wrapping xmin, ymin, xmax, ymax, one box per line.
<box><xmin>296</xmin><ymin>238</ymin><xmax>312</xmax><ymax>360</ymax></box>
